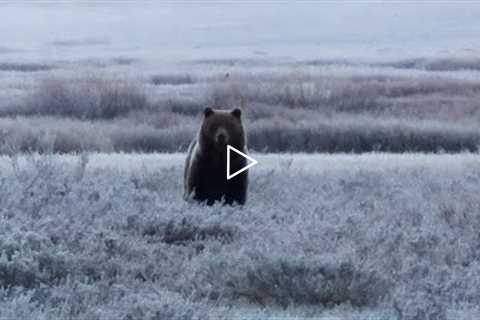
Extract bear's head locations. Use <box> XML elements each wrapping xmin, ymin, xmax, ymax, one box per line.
<box><xmin>199</xmin><ymin>107</ymin><xmax>245</xmax><ymax>153</ymax></box>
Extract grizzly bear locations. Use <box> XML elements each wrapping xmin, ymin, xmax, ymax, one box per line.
<box><xmin>184</xmin><ymin>107</ymin><xmax>248</xmax><ymax>205</ymax></box>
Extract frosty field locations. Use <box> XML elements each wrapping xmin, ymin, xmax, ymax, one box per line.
<box><xmin>1</xmin><ymin>152</ymin><xmax>480</xmax><ymax>319</ymax></box>
<box><xmin>2</xmin><ymin>2</ymin><xmax>480</xmax><ymax>319</ymax></box>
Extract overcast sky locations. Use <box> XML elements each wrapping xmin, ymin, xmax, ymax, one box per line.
<box><xmin>1</xmin><ymin>2</ymin><xmax>480</xmax><ymax>59</ymax></box>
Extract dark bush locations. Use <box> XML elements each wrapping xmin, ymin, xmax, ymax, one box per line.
<box><xmin>247</xmin><ymin>117</ymin><xmax>480</xmax><ymax>153</ymax></box>
<box><xmin>151</xmin><ymin>74</ymin><xmax>194</xmax><ymax>85</ymax></box>
<box><xmin>0</xmin><ymin>62</ymin><xmax>55</xmax><ymax>72</ymax></box>
<box><xmin>190</xmin><ymin>254</ymin><xmax>389</xmax><ymax>308</ymax></box>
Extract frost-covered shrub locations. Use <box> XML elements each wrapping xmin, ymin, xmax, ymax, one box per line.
<box><xmin>109</xmin><ymin>124</ymin><xmax>194</xmax><ymax>153</ymax></box>
<box><xmin>248</xmin><ymin>116</ymin><xmax>480</xmax><ymax>153</ymax></box>
<box><xmin>2</xmin><ymin>70</ymin><xmax>480</xmax><ymax>154</ymax></box>
<box><xmin>392</xmin><ymin>287</ymin><xmax>447</xmax><ymax>320</ymax></box>
<box><xmin>0</xmin><ymin>286</ymin><xmax>220</xmax><ymax>320</ymax></box>
<box><xmin>0</xmin><ymin>254</ymin><xmax>38</xmax><ymax>289</ymax></box>
<box><xmin>186</xmin><ymin>251</ymin><xmax>388</xmax><ymax>308</ymax></box>
<box><xmin>24</xmin><ymin>76</ymin><xmax>149</xmax><ymax>119</ymax></box>
<box><xmin>4</xmin><ymin>113</ymin><xmax>479</xmax><ymax>154</ymax></box>
<box><xmin>0</xmin><ymin>117</ymin><xmax>195</xmax><ymax>154</ymax></box>
<box><xmin>164</xmin><ymin>98</ymin><xmax>204</xmax><ymax>116</ymax></box>
<box><xmin>0</xmin><ymin>231</ymin><xmax>72</xmax><ymax>289</ymax></box>
<box><xmin>104</xmin><ymin>291</ymin><xmax>220</xmax><ymax>320</ymax></box>
<box><xmin>0</xmin><ymin>290</ymin><xmax>48</xmax><ymax>320</ymax></box>
<box><xmin>142</xmin><ymin>218</ymin><xmax>237</xmax><ymax>245</ymax></box>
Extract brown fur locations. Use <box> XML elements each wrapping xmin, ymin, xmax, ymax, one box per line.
<box><xmin>184</xmin><ymin>107</ymin><xmax>248</xmax><ymax>205</ymax></box>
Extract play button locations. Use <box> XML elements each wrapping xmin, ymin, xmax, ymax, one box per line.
<box><xmin>226</xmin><ymin>145</ymin><xmax>258</xmax><ymax>180</ymax></box>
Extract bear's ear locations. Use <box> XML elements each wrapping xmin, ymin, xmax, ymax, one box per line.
<box><xmin>231</xmin><ymin>108</ymin><xmax>242</xmax><ymax>119</ymax></box>
<box><xmin>204</xmin><ymin>107</ymin><xmax>214</xmax><ymax>117</ymax></box>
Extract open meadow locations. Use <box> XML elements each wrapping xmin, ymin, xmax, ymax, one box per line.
<box><xmin>2</xmin><ymin>2</ymin><xmax>480</xmax><ymax>319</ymax></box>
<box><xmin>1</xmin><ymin>153</ymin><xmax>480</xmax><ymax>319</ymax></box>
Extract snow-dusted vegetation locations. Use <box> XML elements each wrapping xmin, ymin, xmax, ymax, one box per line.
<box><xmin>0</xmin><ymin>153</ymin><xmax>479</xmax><ymax>319</ymax></box>
<box><xmin>2</xmin><ymin>2</ymin><xmax>480</xmax><ymax>319</ymax></box>
<box><xmin>1</xmin><ymin>3</ymin><xmax>480</xmax><ymax>154</ymax></box>
<box><xmin>2</xmin><ymin>68</ymin><xmax>480</xmax><ymax>154</ymax></box>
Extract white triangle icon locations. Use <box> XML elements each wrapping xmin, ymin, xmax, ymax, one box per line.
<box><xmin>227</xmin><ymin>145</ymin><xmax>258</xmax><ymax>180</ymax></box>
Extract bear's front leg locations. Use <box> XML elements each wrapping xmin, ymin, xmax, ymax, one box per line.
<box><xmin>225</xmin><ymin>171</ymin><xmax>248</xmax><ymax>205</ymax></box>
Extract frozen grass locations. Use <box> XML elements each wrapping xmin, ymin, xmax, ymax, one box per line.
<box><xmin>6</xmin><ymin>76</ymin><xmax>150</xmax><ymax>120</ymax></box>
<box><xmin>0</xmin><ymin>152</ymin><xmax>480</xmax><ymax>319</ymax></box>
<box><xmin>204</xmin><ymin>72</ymin><xmax>480</xmax><ymax>112</ymax></box>
<box><xmin>0</xmin><ymin>116</ymin><xmax>195</xmax><ymax>154</ymax></box>
<box><xmin>303</xmin><ymin>56</ymin><xmax>480</xmax><ymax>72</ymax></box>
<box><xmin>0</xmin><ymin>114</ymin><xmax>479</xmax><ymax>154</ymax></box>
<box><xmin>0</xmin><ymin>70</ymin><xmax>480</xmax><ymax>154</ymax></box>
<box><xmin>379</xmin><ymin>56</ymin><xmax>480</xmax><ymax>72</ymax></box>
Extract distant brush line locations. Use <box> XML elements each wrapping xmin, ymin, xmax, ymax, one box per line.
<box><xmin>191</xmin><ymin>56</ymin><xmax>480</xmax><ymax>72</ymax></box>
<box><xmin>0</xmin><ymin>62</ymin><xmax>55</xmax><ymax>72</ymax></box>
<box><xmin>0</xmin><ymin>115</ymin><xmax>479</xmax><ymax>154</ymax></box>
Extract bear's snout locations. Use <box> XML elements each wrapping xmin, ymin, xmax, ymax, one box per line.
<box><xmin>214</xmin><ymin>128</ymin><xmax>229</xmax><ymax>146</ymax></box>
